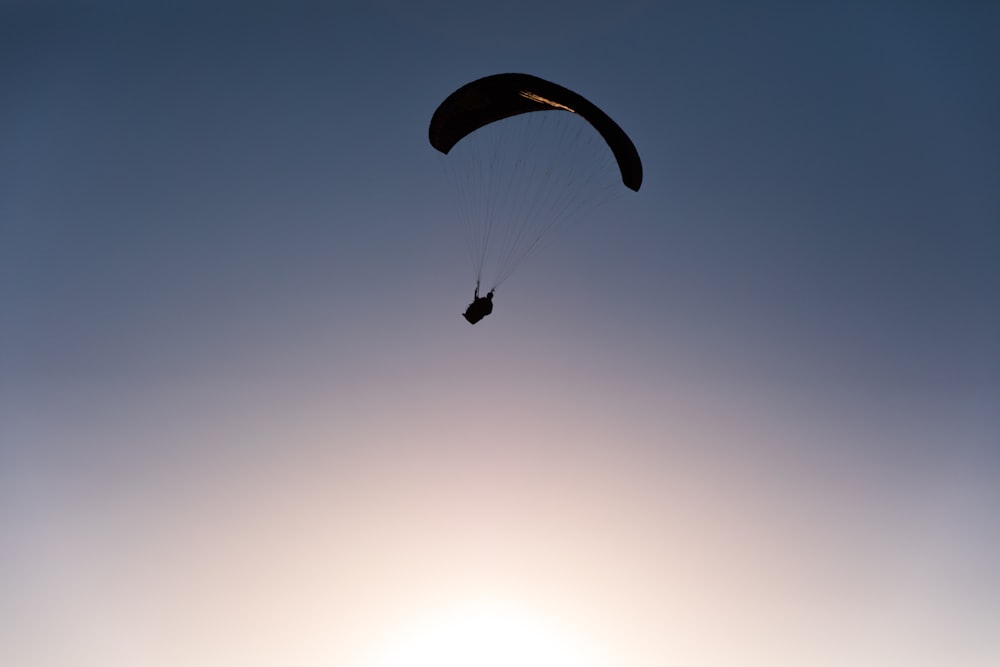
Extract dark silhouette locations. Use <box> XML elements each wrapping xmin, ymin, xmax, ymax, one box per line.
<box><xmin>463</xmin><ymin>283</ymin><xmax>494</xmax><ymax>324</ymax></box>
<box><xmin>429</xmin><ymin>72</ymin><xmax>643</xmax><ymax>192</ymax></box>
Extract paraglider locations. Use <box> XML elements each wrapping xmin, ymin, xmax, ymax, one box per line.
<box><xmin>429</xmin><ymin>73</ymin><xmax>642</xmax><ymax>324</ymax></box>
<box><xmin>462</xmin><ymin>281</ymin><xmax>494</xmax><ymax>325</ymax></box>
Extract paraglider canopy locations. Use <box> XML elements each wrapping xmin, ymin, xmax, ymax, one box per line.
<box><xmin>429</xmin><ymin>73</ymin><xmax>642</xmax><ymax>192</ymax></box>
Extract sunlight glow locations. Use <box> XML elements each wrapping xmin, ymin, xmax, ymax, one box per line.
<box><xmin>371</xmin><ymin>601</ymin><xmax>598</xmax><ymax>667</ymax></box>
<box><xmin>519</xmin><ymin>90</ymin><xmax>576</xmax><ymax>112</ymax></box>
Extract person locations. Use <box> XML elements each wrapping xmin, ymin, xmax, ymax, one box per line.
<box><xmin>462</xmin><ymin>282</ymin><xmax>494</xmax><ymax>324</ymax></box>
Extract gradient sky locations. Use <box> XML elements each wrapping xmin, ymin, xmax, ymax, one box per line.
<box><xmin>2</xmin><ymin>2</ymin><xmax>998</xmax><ymax>666</ymax></box>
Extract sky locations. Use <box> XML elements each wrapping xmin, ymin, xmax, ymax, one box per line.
<box><xmin>2</xmin><ymin>1</ymin><xmax>998</xmax><ymax>666</ymax></box>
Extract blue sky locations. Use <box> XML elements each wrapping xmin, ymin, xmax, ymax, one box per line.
<box><xmin>2</xmin><ymin>2</ymin><xmax>998</xmax><ymax>666</ymax></box>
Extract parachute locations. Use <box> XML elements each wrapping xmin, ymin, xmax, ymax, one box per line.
<box><xmin>429</xmin><ymin>73</ymin><xmax>642</xmax><ymax>290</ymax></box>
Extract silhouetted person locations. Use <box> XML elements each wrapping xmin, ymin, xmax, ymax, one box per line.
<box><xmin>463</xmin><ymin>283</ymin><xmax>494</xmax><ymax>324</ymax></box>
